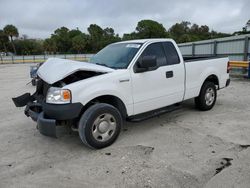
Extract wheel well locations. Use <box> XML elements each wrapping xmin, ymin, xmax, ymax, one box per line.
<box><xmin>204</xmin><ymin>75</ymin><xmax>219</xmax><ymax>88</ymax></box>
<box><xmin>84</xmin><ymin>95</ymin><xmax>127</xmax><ymax>119</ymax></box>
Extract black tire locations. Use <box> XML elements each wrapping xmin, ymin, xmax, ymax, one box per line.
<box><xmin>195</xmin><ymin>81</ymin><xmax>217</xmax><ymax>111</ymax></box>
<box><xmin>78</xmin><ymin>103</ymin><xmax>122</xmax><ymax>149</ymax></box>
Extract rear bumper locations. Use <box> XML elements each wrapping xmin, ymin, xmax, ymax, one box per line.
<box><xmin>13</xmin><ymin>93</ymin><xmax>83</xmax><ymax>137</ymax></box>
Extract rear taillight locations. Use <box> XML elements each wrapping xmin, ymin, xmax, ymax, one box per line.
<box><xmin>227</xmin><ymin>61</ymin><xmax>230</xmax><ymax>73</ymax></box>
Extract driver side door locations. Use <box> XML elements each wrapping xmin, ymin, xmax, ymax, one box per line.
<box><xmin>131</xmin><ymin>42</ymin><xmax>171</xmax><ymax>114</ymax></box>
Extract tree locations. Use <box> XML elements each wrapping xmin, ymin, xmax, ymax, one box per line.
<box><xmin>68</xmin><ymin>29</ymin><xmax>82</xmax><ymax>39</ymax></box>
<box><xmin>102</xmin><ymin>27</ymin><xmax>121</xmax><ymax>46</ymax></box>
<box><xmin>169</xmin><ymin>21</ymin><xmax>191</xmax><ymax>42</ymax></box>
<box><xmin>51</xmin><ymin>27</ymin><xmax>71</xmax><ymax>53</ymax></box>
<box><xmin>15</xmin><ymin>39</ymin><xmax>43</xmax><ymax>55</ymax></box>
<box><xmin>122</xmin><ymin>32</ymin><xmax>138</xmax><ymax>40</ymax></box>
<box><xmin>43</xmin><ymin>38</ymin><xmax>57</xmax><ymax>54</ymax></box>
<box><xmin>3</xmin><ymin>24</ymin><xmax>19</xmax><ymax>54</ymax></box>
<box><xmin>135</xmin><ymin>20</ymin><xmax>167</xmax><ymax>38</ymax></box>
<box><xmin>0</xmin><ymin>30</ymin><xmax>9</xmax><ymax>53</ymax></box>
<box><xmin>87</xmin><ymin>24</ymin><xmax>104</xmax><ymax>52</ymax></box>
<box><xmin>72</xmin><ymin>34</ymin><xmax>87</xmax><ymax>53</ymax></box>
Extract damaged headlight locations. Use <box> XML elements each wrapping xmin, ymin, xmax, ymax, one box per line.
<box><xmin>46</xmin><ymin>87</ymin><xmax>71</xmax><ymax>104</ymax></box>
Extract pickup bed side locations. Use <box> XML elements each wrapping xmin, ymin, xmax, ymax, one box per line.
<box><xmin>184</xmin><ymin>57</ymin><xmax>229</xmax><ymax>100</ymax></box>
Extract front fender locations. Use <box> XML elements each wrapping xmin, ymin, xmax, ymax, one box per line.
<box><xmin>65</xmin><ymin>70</ymin><xmax>134</xmax><ymax>115</ymax></box>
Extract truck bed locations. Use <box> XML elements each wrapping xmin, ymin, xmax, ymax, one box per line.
<box><xmin>183</xmin><ymin>56</ymin><xmax>227</xmax><ymax>62</ymax></box>
<box><xmin>183</xmin><ymin>56</ymin><xmax>229</xmax><ymax>100</ymax></box>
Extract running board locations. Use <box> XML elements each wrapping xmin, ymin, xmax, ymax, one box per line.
<box><xmin>127</xmin><ymin>103</ymin><xmax>182</xmax><ymax>122</ymax></box>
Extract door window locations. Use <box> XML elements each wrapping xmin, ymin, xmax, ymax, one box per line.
<box><xmin>140</xmin><ymin>43</ymin><xmax>167</xmax><ymax>67</ymax></box>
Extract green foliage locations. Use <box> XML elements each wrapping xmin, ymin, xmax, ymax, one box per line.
<box><xmin>136</xmin><ymin>20</ymin><xmax>167</xmax><ymax>38</ymax></box>
<box><xmin>51</xmin><ymin>27</ymin><xmax>71</xmax><ymax>53</ymax></box>
<box><xmin>87</xmin><ymin>24</ymin><xmax>104</xmax><ymax>52</ymax></box>
<box><xmin>3</xmin><ymin>25</ymin><xmax>19</xmax><ymax>38</ymax></box>
<box><xmin>43</xmin><ymin>38</ymin><xmax>57</xmax><ymax>54</ymax></box>
<box><xmin>3</xmin><ymin>24</ymin><xmax>19</xmax><ymax>54</ymax></box>
<box><xmin>168</xmin><ymin>21</ymin><xmax>230</xmax><ymax>43</ymax></box>
<box><xmin>72</xmin><ymin>34</ymin><xmax>87</xmax><ymax>53</ymax></box>
<box><xmin>1</xmin><ymin>19</ymin><xmax>249</xmax><ymax>55</ymax></box>
<box><xmin>0</xmin><ymin>30</ymin><xmax>9</xmax><ymax>52</ymax></box>
<box><xmin>15</xmin><ymin>39</ymin><xmax>43</xmax><ymax>55</ymax></box>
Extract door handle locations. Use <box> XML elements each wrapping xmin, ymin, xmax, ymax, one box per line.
<box><xmin>166</xmin><ymin>71</ymin><xmax>173</xmax><ymax>78</ymax></box>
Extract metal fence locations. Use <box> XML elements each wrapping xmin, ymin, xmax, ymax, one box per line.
<box><xmin>0</xmin><ymin>54</ymin><xmax>94</xmax><ymax>64</ymax></box>
<box><xmin>178</xmin><ymin>34</ymin><xmax>250</xmax><ymax>61</ymax></box>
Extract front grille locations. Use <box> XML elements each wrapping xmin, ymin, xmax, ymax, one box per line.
<box><xmin>36</xmin><ymin>78</ymin><xmax>50</xmax><ymax>102</ymax></box>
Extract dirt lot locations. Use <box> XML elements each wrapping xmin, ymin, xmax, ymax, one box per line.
<box><xmin>0</xmin><ymin>64</ymin><xmax>250</xmax><ymax>188</ymax></box>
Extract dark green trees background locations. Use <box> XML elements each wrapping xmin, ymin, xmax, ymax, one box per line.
<box><xmin>0</xmin><ymin>19</ymin><xmax>249</xmax><ymax>55</ymax></box>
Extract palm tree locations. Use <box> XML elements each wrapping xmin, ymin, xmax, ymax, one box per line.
<box><xmin>3</xmin><ymin>25</ymin><xmax>19</xmax><ymax>54</ymax></box>
<box><xmin>0</xmin><ymin>30</ymin><xmax>9</xmax><ymax>53</ymax></box>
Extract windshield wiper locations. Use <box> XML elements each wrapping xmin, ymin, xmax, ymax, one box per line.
<box><xmin>96</xmin><ymin>63</ymin><xmax>109</xmax><ymax>68</ymax></box>
<box><xmin>95</xmin><ymin>63</ymin><xmax>119</xmax><ymax>69</ymax></box>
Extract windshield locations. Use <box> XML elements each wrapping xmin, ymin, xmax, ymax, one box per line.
<box><xmin>89</xmin><ymin>43</ymin><xmax>142</xmax><ymax>69</ymax></box>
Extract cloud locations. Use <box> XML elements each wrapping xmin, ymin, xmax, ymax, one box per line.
<box><xmin>0</xmin><ymin>0</ymin><xmax>249</xmax><ymax>38</ymax></box>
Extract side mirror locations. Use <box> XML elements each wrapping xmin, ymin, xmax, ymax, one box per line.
<box><xmin>135</xmin><ymin>56</ymin><xmax>157</xmax><ymax>73</ymax></box>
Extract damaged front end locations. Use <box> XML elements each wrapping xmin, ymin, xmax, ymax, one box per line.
<box><xmin>12</xmin><ymin>58</ymin><xmax>113</xmax><ymax>138</ymax></box>
<box><xmin>12</xmin><ymin>79</ymin><xmax>83</xmax><ymax>137</ymax></box>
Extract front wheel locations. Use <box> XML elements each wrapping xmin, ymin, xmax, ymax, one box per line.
<box><xmin>78</xmin><ymin>103</ymin><xmax>122</xmax><ymax>149</ymax></box>
<box><xmin>195</xmin><ymin>81</ymin><xmax>217</xmax><ymax>111</ymax></box>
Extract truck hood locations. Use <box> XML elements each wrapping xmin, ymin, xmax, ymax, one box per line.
<box><xmin>37</xmin><ymin>58</ymin><xmax>114</xmax><ymax>84</ymax></box>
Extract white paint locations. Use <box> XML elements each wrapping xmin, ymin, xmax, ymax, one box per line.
<box><xmin>39</xmin><ymin>39</ymin><xmax>229</xmax><ymax>116</ymax></box>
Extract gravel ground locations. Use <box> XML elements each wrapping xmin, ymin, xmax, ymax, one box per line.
<box><xmin>0</xmin><ymin>64</ymin><xmax>250</xmax><ymax>188</ymax></box>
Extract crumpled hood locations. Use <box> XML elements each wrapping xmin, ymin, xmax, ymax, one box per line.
<box><xmin>37</xmin><ymin>58</ymin><xmax>114</xmax><ymax>84</ymax></box>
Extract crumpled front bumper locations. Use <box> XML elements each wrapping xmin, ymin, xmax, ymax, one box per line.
<box><xmin>12</xmin><ymin>93</ymin><xmax>83</xmax><ymax>138</ymax></box>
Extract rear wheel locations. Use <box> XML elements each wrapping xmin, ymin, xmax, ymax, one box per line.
<box><xmin>78</xmin><ymin>103</ymin><xmax>122</xmax><ymax>149</ymax></box>
<box><xmin>195</xmin><ymin>81</ymin><xmax>217</xmax><ymax>111</ymax></box>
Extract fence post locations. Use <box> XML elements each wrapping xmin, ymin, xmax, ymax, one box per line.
<box><xmin>64</xmin><ymin>54</ymin><xmax>66</xmax><ymax>59</ymax></box>
<box><xmin>248</xmin><ymin>62</ymin><xmax>250</xmax><ymax>79</ymax></box>
<box><xmin>213</xmin><ymin>41</ymin><xmax>217</xmax><ymax>56</ymax></box>
<box><xmin>0</xmin><ymin>55</ymin><xmax>2</xmax><ymax>64</ymax></box>
<box><xmin>12</xmin><ymin>55</ymin><xmax>14</xmax><ymax>64</ymax></box>
<box><xmin>244</xmin><ymin>37</ymin><xmax>249</xmax><ymax>61</ymax></box>
<box><xmin>192</xmin><ymin>43</ymin><xmax>195</xmax><ymax>57</ymax></box>
<box><xmin>23</xmin><ymin>55</ymin><xmax>24</xmax><ymax>63</ymax></box>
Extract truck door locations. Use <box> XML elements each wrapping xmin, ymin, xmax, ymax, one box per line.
<box><xmin>131</xmin><ymin>42</ymin><xmax>185</xmax><ymax>115</ymax></box>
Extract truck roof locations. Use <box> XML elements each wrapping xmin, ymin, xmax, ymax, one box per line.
<box><xmin>116</xmin><ymin>38</ymin><xmax>174</xmax><ymax>44</ymax></box>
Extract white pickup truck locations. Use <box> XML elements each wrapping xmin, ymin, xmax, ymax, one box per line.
<box><xmin>13</xmin><ymin>39</ymin><xmax>230</xmax><ymax>149</ymax></box>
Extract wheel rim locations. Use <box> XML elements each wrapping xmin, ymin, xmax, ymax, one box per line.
<box><xmin>92</xmin><ymin>113</ymin><xmax>117</xmax><ymax>142</ymax></box>
<box><xmin>205</xmin><ymin>88</ymin><xmax>215</xmax><ymax>106</ymax></box>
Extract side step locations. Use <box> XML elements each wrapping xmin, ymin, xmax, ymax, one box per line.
<box><xmin>127</xmin><ymin>103</ymin><xmax>182</xmax><ymax>122</ymax></box>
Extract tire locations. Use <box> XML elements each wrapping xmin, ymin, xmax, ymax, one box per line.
<box><xmin>195</xmin><ymin>81</ymin><xmax>217</xmax><ymax>111</ymax></box>
<box><xmin>78</xmin><ymin>103</ymin><xmax>122</xmax><ymax>149</ymax></box>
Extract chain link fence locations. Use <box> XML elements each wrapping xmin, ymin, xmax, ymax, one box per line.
<box><xmin>0</xmin><ymin>54</ymin><xmax>94</xmax><ymax>64</ymax></box>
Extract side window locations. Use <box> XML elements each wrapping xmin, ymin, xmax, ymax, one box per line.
<box><xmin>141</xmin><ymin>43</ymin><xmax>167</xmax><ymax>67</ymax></box>
<box><xmin>163</xmin><ymin>42</ymin><xmax>180</xmax><ymax>65</ymax></box>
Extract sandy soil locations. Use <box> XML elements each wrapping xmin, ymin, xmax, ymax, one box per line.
<box><xmin>0</xmin><ymin>64</ymin><xmax>250</xmax><ymax>188</ymax></box>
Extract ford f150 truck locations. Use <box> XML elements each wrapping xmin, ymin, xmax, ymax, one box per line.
<box><xmin>13</xmin><ymin>39</ymin><xmax>230</xmax><ymax>149</ymax></box>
